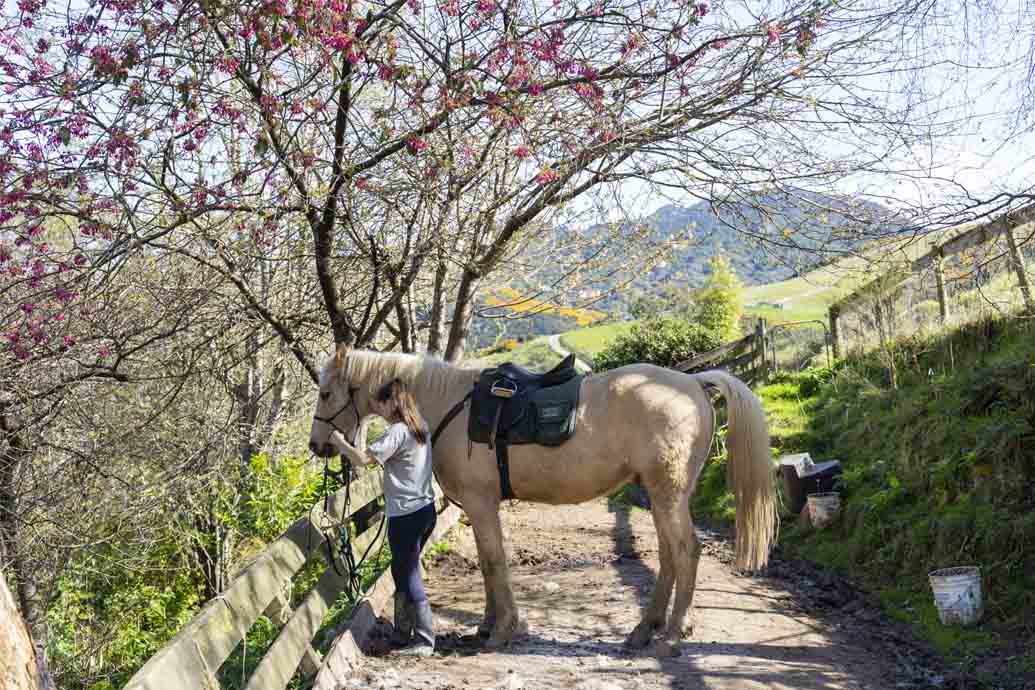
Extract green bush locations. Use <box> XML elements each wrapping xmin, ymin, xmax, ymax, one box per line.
<box><xmin>593</xmin><ymin>317</ymin><xmax>724</xmax><ymax>371</ymax></box>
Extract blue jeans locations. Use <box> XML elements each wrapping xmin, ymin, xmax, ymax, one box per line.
<box><xmin>387</xmin><ymin>502</ymin><xmax>437</xmax><ymax>603</ymax></box>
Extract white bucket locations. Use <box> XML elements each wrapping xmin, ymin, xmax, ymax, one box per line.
<box><xmin>929</xmin><ymin>566</ymin><xmax>983</xmax><ymax>626</ymax></box>
<box><xmin>806</xmin><ymin>492</ymin><xmax>841</xmax><ymax>528</ymax></box>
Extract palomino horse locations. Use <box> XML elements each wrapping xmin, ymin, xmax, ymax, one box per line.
<box><xmin>309</xmin><ymin>345</ymin><xmax>777</xmax><ymax>655</ymax></box>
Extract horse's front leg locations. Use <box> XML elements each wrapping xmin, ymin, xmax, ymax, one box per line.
<box><xmin>466</xmin><ymin>498</ymin><xmax>524</xmax><ymax>648</ymax></box>
<box><xmin>475</xmin><ymin>547</ymin><xmax>497</xmax><ymax>638</ymax></box>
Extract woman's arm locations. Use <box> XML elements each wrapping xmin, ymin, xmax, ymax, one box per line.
<box><xmin>328</xmin><ymin>431</ymin><xmax>377</xmax><ymax>469</ymax></box>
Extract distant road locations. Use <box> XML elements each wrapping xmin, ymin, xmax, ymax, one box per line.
<box><xmin>547</xmin><ymin>334</ymin><xmax>593</xmax><ymax>372</ymax></box>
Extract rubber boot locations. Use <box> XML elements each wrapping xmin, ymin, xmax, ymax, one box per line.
<box><xmin>389</xmin><ymin>591</ymin><xmax>413</xmax><ymax>647</ymax></box>
<box><xmin>396</xmin><ymin>599</ymin><xmax>434</xmax><ymax>657</ymax></box>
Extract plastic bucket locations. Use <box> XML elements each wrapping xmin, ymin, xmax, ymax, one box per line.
<box><xmin>929</xmin><ymin>566</ymin><xmax>983</xmax><ymax>626</ymax></box>
<box><xmin>806</xmin><ymin>492</ymin><xmax>841</xmax><ymax>528</ymax></box>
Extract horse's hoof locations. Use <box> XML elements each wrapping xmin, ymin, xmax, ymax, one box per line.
<box><xmin>623</xmin><ymin>624</ymin><xmax>654</xmax><ymax>649</ymax></box>
<box><xmin>485</xmin><ymin>632</ymin><xmax>511</xmax><ymax>649</ymax></box>
<box><xmin>485</xmin><ymin>619</ymin><xmax>527</xmax><ymax>649</ymax></box>
<box><xmin>651</xmin><ymin>639</ymin><xmax>682</xmax><ymax>658</ymax></box>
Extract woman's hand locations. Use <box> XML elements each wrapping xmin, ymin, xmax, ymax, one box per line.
<box><xmin>328</xmin><ymin>431</ymin><xmax>373</xmax><ymax>469</ymax></box>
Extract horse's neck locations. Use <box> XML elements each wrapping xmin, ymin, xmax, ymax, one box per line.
<box><xmin>411</xmin><ymin>366</ymin><xmax>479</xmax><ymax>433</ymax></box>
<box><xmin>351</xmin><ymin>352</ymin><xmax>477</xmax><ymax>431</ymax></box>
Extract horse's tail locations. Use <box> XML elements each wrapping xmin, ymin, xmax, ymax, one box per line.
<box><xmin>692</xmin><ymin>370</ymin><xmax>778</xmax><ymax>571</ymax></box>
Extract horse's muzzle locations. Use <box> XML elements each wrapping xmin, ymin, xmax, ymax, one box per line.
<box><xmin>309</xmin><ymin>440</ymin><xmax>337</xmax><ymax>458</ymax></box>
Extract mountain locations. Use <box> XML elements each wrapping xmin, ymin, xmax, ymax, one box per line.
<box><xmin>466</xmin><ymin>191</ymin><xmax>895</xmax><ymax>348</ymax></box>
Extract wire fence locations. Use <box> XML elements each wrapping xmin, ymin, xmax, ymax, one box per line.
<box><xmin>830</xmin><ymin>209</ymin><xmax>1035</xmax><ymax>360</ymax></box>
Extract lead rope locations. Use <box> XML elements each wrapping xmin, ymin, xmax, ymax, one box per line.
<box><xmin>315</xmin><ymin>455</ymin><xmax>388</xmax><ymax>608</ymax></box>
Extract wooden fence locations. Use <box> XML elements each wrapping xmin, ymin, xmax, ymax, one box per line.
<box><xmin>124</xmin><ymin>470</ymin><xmax>460</xmax><ymax>690</ymax></box>
<box><xmin>828</xmin><ymin>202</ymin><xmax>1035</xmax><ymax>358</ymax></box>
<box><xmin>675</xmin><ymin>319</ymin><xmax>773</xmax><ymax>383</ymax></box>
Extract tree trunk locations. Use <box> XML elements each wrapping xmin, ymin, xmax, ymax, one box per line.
<box><xmin>444</xmin><ymin>269</ymin><xmax>479</xmax><ymax>362</ymax></box>
<box><xmin>426</xmin><ymin>257</ymin><xmax>449</xmax><ymax>357</ymax></box>
<box><xmin>1</xmin><ymin>569</ymin><xmax>53</xmax><ymax>690</ymax></box>
<box><xmin>0</xmin><ymin>409</ymin><xmax>47</xmax><ymax>653</ymax></box>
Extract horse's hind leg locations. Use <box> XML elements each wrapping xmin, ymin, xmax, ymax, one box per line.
<box><xmin>624</xmin><ymin>506</ymin><xmax>675</xmax><ymax>649</ymax></box>
<box><xmin>655</xmin><ymin>497</ymin><xmax>701</xmax><ymax>657</ymax></box>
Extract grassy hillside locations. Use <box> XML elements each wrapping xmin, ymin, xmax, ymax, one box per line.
<box><xmin>469</xmin><ymin>336</ymin><xmax>562</xmax><ymax>372</ymax></box>
<box><xmin>693</xmin><ymin>314</ymin><xmax>1035</xmax><ymax>687</ymax></box>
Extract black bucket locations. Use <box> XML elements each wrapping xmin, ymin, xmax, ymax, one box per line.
<box><xmin>781</xmin><ymin>459</ymin><xmax>843</xmax><ymax>515</ymax></box>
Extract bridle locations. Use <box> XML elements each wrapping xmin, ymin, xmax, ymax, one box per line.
<box><xmin>313</xmin><ymin>384</ymin><xmax>362</xmax><ymax>446</ymax></box>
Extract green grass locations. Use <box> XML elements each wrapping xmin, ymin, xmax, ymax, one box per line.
<box><xmin>559</xmin><ymin>321</ymin><xmax>636</xmax><ymax>360</ymax></box>
<box><xmin>687</xmin><ymin>315</ymin><xmax>1035</xmax><ymax>682</ymax></box>
<box><xmin>470</xmin><ymin>336</ymin><xmax>564</xmax><ymax>371</ymax></box>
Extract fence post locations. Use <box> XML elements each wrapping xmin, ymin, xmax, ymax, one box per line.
<box><xmin>934</xmin><ymin>254</ymin><xmax>950</xmax><ymax>323</ymax></box>
<box><xmin>828</xmin><ymin>308</ymin><xmax>840</xmax><ymax>360</ymax></box>
<box><xmin>754</xmin><ymin>319</ymin><xmax>769</xmax><ymax>382</ymax></box>
<box><xmin>1005</xmin><ymin>226</ymin><xmax>1034</xmax><ymax>311</ymax></box>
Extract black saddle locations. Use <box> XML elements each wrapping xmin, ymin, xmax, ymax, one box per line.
<box><xmin>495</xmin><ymin>353</ymin><xmax>579</xmax><ymax>388</ymax></box>
<box><xmin>466</xmin><ymin>353</ymin><xmax>585</xmax><ymax>500</ymax></box>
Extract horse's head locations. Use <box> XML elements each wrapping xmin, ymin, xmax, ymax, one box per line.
<box><xmin>308</xmin><ymin>343</ymin><xmax>365</xmax><ymax>457</ymax></box>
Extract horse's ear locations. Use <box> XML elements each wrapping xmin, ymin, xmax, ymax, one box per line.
<box><xmin>334</xmin><ymin>342</ymin><xmax>349</xmax><ymax>372</ymax></box>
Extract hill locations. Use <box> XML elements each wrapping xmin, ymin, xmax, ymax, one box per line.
<box><xmin>468</xmin><ymin>191</ymin><xmax>896</xmax><ymax>348</ymax></box>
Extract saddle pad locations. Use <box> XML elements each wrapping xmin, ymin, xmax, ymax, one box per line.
<box><xmin>468</xmin><ymin>372</ymin><xmax>584</xmax><ymax>447</ymax></box>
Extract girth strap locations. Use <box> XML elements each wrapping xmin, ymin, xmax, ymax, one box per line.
<box><xmin>495</xmin><ymin>439</ymin><xmax>515</xmax><ymax>500</ymax></box>
<box><xmin>431</xmin><ymin>388</ymin><xmax>517</xmax><ymax>502</ymax></box>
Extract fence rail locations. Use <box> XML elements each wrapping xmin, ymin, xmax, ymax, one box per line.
<box><xmin>675</xmin><ymin>319</ymin><xmax>773</xmax><ymax>383</ymax></box>
<box><xmin>828</xmin><ymin>202</ymin><xmax>1035</xmax><ymax>357</ymax></box>
<box><xmin>124</xmin><ymin>469</ymin><xmax>458</xmax><ymax>690</ymax></box>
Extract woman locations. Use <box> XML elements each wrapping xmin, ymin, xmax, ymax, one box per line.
<box><xmin>330</xmin><ymin>378</ymin><xmax>437</xmax><ymax>657</ymax></box>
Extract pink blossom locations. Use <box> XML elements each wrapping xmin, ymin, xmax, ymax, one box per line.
<box><xmin>216</xmin><ymin>54</ymin><xmax>239</xmax><ymax>74</ymax></box>
<box><xmin>356</xmin><ymin>177</ymin><xmax>369</xmax><ymax>189</ymax></box>
<box><xmin>535</xmin><ymin>168</ymin><xmax>557</xmax><ymax>184</ymax></box>
<box><xmin>99</xmin><ymin>347</ymin><xmax>110</xmax><ymax>359</ymax></box>
<box><xmin>63</xmin><ymin>334</ymin><xmax>75</xmax><ymax>347</ymax></box>
<box><xmin>513</xmin><ymin>145</ymin><xmax>531</xmax><ymax>158</ymax></box>
<box><xmin>528</xmin><ymin>82</ymin><xmax>544</xmax><ymax>96</ymax></box>
<box><xmin>405</xmin><ymin>136</ymin><xmax>428</xmax><ymax>154</ymax></box>
<box><xmin>20</xmin><ymin>302</ymin><xmax>35</xmax><ymax>314</ymax></box>
<box><xmin>378</xmin><ymin>63</ymin><xmax>395</xmax><ymax>81</ymax></box>
<box><xmin>767</xmin><ymin>24</ymin><xmax>782</xmax><ymax>42</ymax></box>
<box><xmin>476</xmin><ymin>0</ymin><xmax>495</xmax><ymax>12</ymax></box>
<box><xmin>696</xmin><ymin>2</ymin><xmax>709</xmax><ymax>17</ymax></box>
<box><xmin>442</xmin><ymin>0</ymin><xmax>459</xmax><ymax>15</ymax></box>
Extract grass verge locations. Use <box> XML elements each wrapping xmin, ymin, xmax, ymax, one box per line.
<box><xmin>690</xmin><ymin>314</ymin><xmax>1035</xmax><ymax>686</ymax></box>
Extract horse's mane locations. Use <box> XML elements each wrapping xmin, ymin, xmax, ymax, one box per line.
<box><xmin>320</xmin><ymin>350</ymin><xmax>480</xmax><ymax>398</ymax></box>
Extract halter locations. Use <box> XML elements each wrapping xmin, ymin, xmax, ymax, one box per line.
<box><xmin>313</xmin><ymin>384</ymin><xmax>362</xmax><ymax>446</ymax></box>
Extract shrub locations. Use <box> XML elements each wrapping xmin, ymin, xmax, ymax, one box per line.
<box><xmin>593</xmin><ymin>317</ymin><xmax>724</xmax><ymax>370</ymax></box>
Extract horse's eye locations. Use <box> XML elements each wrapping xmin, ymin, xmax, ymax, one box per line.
<box><xmin>319</xmin><ymin>391</ymin><xmax>330</xmax><ymax>401</ymax></box>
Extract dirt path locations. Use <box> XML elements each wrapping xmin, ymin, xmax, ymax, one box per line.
<box><xmin>546</xmin><ymin>335</ymin><xmax>593</xmax><ymax>372</ymax></box>
<box><xmin>351</xmin><ymin>500</ymin><xmax>947</xmax><ymax>690</ymax></box>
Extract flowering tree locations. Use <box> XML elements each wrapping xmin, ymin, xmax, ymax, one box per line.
<box><xmin>2</xmin><ymin>0</ymin><xmax>946</xmax><ymax>368</ymax></box>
